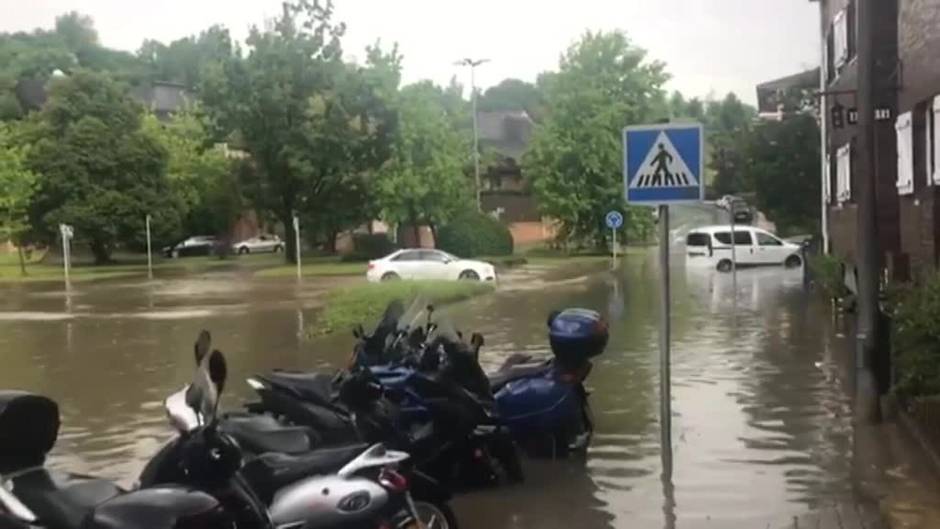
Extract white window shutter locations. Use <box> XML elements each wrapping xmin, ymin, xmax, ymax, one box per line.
<box><xmin>834</xmin><ymin>10</ymin><xmax>848</xmax><ymax>68</ymax></box>
<box><xmin>837</xmin><ymin>144</ymin><xmax>852</xmax><ymax>203</ymax></box>
<box><xmin>896</xmin><ymin>112</ymin><xmax>914</xmax><ymax>195</ymax></box>
<box><xmin>933</xmin><ymin>97</ymin><xmax>940</xmax><ymax>185</ymax></box>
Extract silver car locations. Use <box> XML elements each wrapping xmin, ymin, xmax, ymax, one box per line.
<box><xmin>232</xmin><ymin>234</ymin><xmax>284</xmax><ymax>254</ymax></box>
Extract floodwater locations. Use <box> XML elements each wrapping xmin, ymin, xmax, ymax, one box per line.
<box><xmin>0</xmin><ymin>253</ymin><xmax>861</xmax><ymax>529</ymax></box>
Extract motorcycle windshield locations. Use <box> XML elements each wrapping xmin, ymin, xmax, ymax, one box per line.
<box><xmin>183</xmin><ymin>352</ymin><xmax>219</xmax><ymax>425</ymax></box>
<box><xmin>397</xmin><ymin>296</ymin><xmax>430</xmax><ymax>333</ymax></box>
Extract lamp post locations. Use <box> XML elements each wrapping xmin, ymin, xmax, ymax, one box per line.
<box><xmin>455</xmin><ymin>57</ymin><xmax>490</xmax><ymax>212</ymax></box>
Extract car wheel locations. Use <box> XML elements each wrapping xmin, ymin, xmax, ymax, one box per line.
<box><xmin>459</xmin><ymin>270</ymin><xmax>480</xmax><ymax>281</ymax></box>
<box><xmin>785</xmin><ymin>255</ymin><xmax>802</xmax><ymax>268</ymax></box>
<box><xmin>716</xmin><ymin>259</ymin><xmax>733</xmax><ymax>273</ymax></box>
<box><xmin>273</xmin><ymin>245</ymin><xmax>283</xmax><ymax>253</ymax></box>
<box><xmin>381</xmin><ymin>272</ymin><xmax>400</xmax><ymax>281</ymax></box>
<box><xmin>238</xmin><ymin>246</ymin><xmax>250</xmax><ymax>255</ymax></box>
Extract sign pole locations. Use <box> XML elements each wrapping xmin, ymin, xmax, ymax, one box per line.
<box><xmin>145</xmin><ymin>214</ymin><xmax>153</xmax><ymax>280</ymax></box>
<box><xmin>658</xmin><ymin>204</ymin><xmax>673</xmax><ymax>479</ymax></box>
<box><xmin>612</xmin><ymin>228</ymin><xmax>617</xmax><ymax>263</ymax></box>
<box><xmin>293</xmin><ymin>214</ymin><xmax>302</xmax><ymax>281</ymax></box>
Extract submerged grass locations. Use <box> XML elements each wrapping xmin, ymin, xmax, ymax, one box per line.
<box><xmin>310</xmin><ymin>280</ymin><xmax>495</xmax><ymax>336</ymax></box>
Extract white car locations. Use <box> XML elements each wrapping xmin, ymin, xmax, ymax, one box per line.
<box><xmin>366</xmin><ymin>249</ymin><xmax>497</xmax><ymax>282</ymax></box>
<box><xmin>685</xmin><ymin>225</ymin><xmax>803</xmax><ymax>272</ymax></box>
<box><xmin>233</xmin><ymin>234</ymin><xmax>284</xmax><ymax>254</ymax></box>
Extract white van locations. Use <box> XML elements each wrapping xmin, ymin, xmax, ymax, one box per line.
<box><xmin>685</xmin><ymin>226</ymin><xmax>803</xmax><ymax>272</ymax></box>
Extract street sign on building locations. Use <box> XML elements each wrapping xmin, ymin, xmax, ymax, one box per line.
<box><xmin>605</xmin><ymin>210</ymin><xmax>623</xmax><ymax>229</ymax></box>
<box><xmin>623</xmin><ymin>123</ymin><xmax>704</xmax><ymax>205</ymax></box>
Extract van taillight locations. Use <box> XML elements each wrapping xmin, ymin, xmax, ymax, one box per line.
<box><xmin>368</xmin><ymin>262</ymin><xmax>375</xmax><ymax>270</ymax></box>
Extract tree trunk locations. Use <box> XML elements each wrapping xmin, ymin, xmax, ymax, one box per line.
<box><xmin>281</xmin><ymin>212</ymin><xmax>297</xmax><ymax>264</ymax></box>
<box><xmin>429</xmin><ymin>222</ymin><xmax>438</xmax><ymax>249</ymax></box>
<box><xmin>90</xmin><ymin>239</ymin><xmax>111</xmax><ymax>265</ymax></box>
<box><xmin>327</xmin><ymin>231</ymin><xmax>338</xmax><ymax>254</ymax></box>
<box><xmin>16</xmin><ymin>243</ymin><xmax>27</xmax><ymax>276</ymax></box>
<box><xmin>411</xmin><ymin>215</ymin><xmax>421</xmax><ymax>249</ymax></box>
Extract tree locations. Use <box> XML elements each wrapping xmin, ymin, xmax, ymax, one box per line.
<box><xmin>138</xmin><ymin>26</ymin><xmax>236</xmax><ymax>87</ymax></box>
<box><xmin>27</xmin><ymin>70</ymin><xmax>182</xmax><ymax>263</ymax></box>
<box><xmin>744</xmin><ymin>113</ymin><xmax>821</xmax><ymax>235</ymax></box>
<box><xmin>0</xmin><ymin>122</ymin><xmax>37</xmax><ymax>275</ymax></box>
<box><xmin>479</xmin><ymin>78</ymin><xmax>545</xmax><ymax>121</ymax></box>
<box><xmin>375</xmin><ymin>81</ymin><xmax>470</xmax><ymax>243</ymax></box>
<box><xmin>141</xmin><ymin>111</ymin><xmax>239</xmax><ymax>237</ymax></box>
<box><xmin>54</xmin><ymin>12</ymin><xmax>99</xmax><ymax>51</ymax></box>
<box><xmin>200</xmin><ymin>0</ymin><xmax>396</xmax><ymax>262</ymax></box>
<box><xmin>523</xmin><ymin>31</ymin><xmax>668</xmax><ymax>247</ymax></box>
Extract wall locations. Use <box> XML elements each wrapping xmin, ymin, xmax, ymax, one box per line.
<box><xmin>896</xmin><ymin>0</ymin><xmax>940</xmax><ymax>278</ymax></box>
<box><xmin>508</xmin><ymin>221</ymin><xmax>557</xmax><ymax>246</ymax></box>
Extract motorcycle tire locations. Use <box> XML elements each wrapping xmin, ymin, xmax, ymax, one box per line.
<box><xmin>412</xmin><ymin>499</ymin><xmax>459</xmax><ymax>529</ymax></box>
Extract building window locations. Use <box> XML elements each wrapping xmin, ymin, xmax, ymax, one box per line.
<box><xmin>833</xmin><ymin>9</ymin><xmax>849</xmax><ymax>70</ymax></box>
<box><xmin>931</xmin><ymin>97</ymin><xmax>940</xmax><ymax>185</ymax></box>
<box><xmin>896</xmin><ymin>112</ymin><xmax>914</xmax><ymax>195</ymax></box>
<box><xmin>836</xmin><ymin>143</ymin><xmax>852</xmax><ymax>203</ymax></box>
<box><xmin>847</xmin><ymin>1</ymin><xmax>857</xmax><ymax>60</ymax></box>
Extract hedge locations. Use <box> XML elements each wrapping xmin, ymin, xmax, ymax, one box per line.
<box><xmin>437</xmin><ymin>211</ymin><xmax>513</xmax><ymax>257</ymax></box>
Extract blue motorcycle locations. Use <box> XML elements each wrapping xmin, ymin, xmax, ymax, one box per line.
<box><xmin>357</xmin><ymin>303</ymin><xmax>609</xmax><ymax>458</ymax></box>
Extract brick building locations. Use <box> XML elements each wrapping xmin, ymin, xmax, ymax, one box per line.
<box><xmin>811</xmin><ymin>0</ymin><xmax>940</xmax><ymax>282</ymax></box>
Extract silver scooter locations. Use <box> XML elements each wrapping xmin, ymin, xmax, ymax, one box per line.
<box><xmin>139</xmin><ymin>346</ymin><xmax>425</xmax><ymax>529</ymax></box>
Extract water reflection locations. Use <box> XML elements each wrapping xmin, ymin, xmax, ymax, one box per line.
<box><xmin>0</xmin><ymin>256</ymin><xmax>858</xmax><ymax>528</ymax></box>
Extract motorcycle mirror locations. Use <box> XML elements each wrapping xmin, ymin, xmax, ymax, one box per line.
<box><xmin>208</xmin><ymin>349</ymin><xmax>228</xmax><ymax>396</ymax></box>
<box><xmin>352</xmin><ymin>325</ymin><xmax>362</xmax><ymax>339</ymax></box>
<box><xmin>470</xmin><ymin>332</ymin><xmax>484</xmax><ymax>348</ymax></box>
<box><xmin>194</xmin><ymin>330</ymin><xmax>211</xmax><ymax>365</ymax></box>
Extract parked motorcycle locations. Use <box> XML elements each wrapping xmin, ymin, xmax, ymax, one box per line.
<box><xmin>139</xmin><ymin>338</ymin><xmax>448</xmax><ymax>529</ymax></box>
<box><xmin>0</xmin><ymin>391</ymin><xmax>229</xmax><ymax>529</ymax></box>
<box><xmin>357</xmin><ymin>302</ymin><xmax>608</xmax><ymax>458</ymax></box>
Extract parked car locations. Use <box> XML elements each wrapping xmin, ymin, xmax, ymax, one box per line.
<box><xmin>685</xmin><ymin>225</ymin><xmax>803</xmax><ymax>272</ymax></box>
<box><xmin>233</xmin><ymin>234</ymin><xmax>283</xmax><ymax>254</ymax></box>
<box><xmin>716</xmin><ymin>195</ymin><xmax>753</xmax><ymax>224</ymax></box>
<box><xmin>366</xmin><ymin>249</ymin><xmax>497</xmax><ymax>282</ymax></box>
<box><xmin>162</xmin><ymin>235</ymin><xmax>216</xmax><ymax>258</ymax></box>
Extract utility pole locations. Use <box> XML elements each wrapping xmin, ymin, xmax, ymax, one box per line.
<box><xmin>455</xmin><ymin>58</ymin><xmax>490</xmax><ymax>212</ymax></box>
<box><xmin>855</xmin><ymin>0</ymin><xmax>881</xmax><ymax>423</ymax></box>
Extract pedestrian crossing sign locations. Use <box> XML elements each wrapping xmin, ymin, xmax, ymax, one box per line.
<box><xmin>624</xmin><ymin>123</ymin><xmax>704</xmax><ymax>205</ymax></box>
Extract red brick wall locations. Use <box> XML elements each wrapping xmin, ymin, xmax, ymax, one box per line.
<box><xmin>508</xmin><ymin>221</ymin><xmax>557</xmax><ymax>246</ymax></box>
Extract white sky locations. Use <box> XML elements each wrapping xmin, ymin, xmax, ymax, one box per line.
<box><xmin>0</xmin><ymin>0</ymin><xmax>821</xmax><ymax>105</ymax></box>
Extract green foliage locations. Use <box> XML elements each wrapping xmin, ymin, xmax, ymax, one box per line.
<box><xmin>437</xmin><ymin>210</ymin><xmax>513</xmax><ymax>257</ymax></box>
<box><xmin>342</xmin><ymin>233</ymin><xmax>398</xmax><ymax>261</ymax></box>
<box><xmin>312</xmin><ymin>281</ymin><xmax>494</xmax><ymax>336</ymax></box>
<box><xmin>375</xmin><ymin>81</ymin><xmax>470</xmax><ymax>236</ymax></box>
<box><xmin>891</xmin><ymin>274</ymin><xmax>940</xmax><ymax>397</ymax></box>
<box><xmin>138</xmin><ymin>26</ymin><xmax>235</xmax><ymax>87</ymax></box>
<box><xmin>26</xmin><ymin>70</ymin><xmax>182</xmax><ymax>263</ymax></box>
<box><xmin>0</xmin><ymin>122</ymin><xmax>37</xmax><ymax>274</ymax></box>
<box><xmin>523</xmin><ymin>31</ymin><xmax>669</xmax><ymax>248</ymax></box>
<box><xmin>743</xmin><ymin>113</ymin><xmax>821</xmax><ymax>235</ymax></box>
<box><xmin>808</xmin><ymin>253</ymin><xmax>848</xmax><ymax>298</ymax></box>
<box><xmin>479</xmin><ymin>78</ymin><xmax>544</xmax><ymax>121</ymax></box>
<box><xmin>141</xmin><ymin>111</ymin><xmax>239</xmax><ymax>236</ymax></box>
<box><xmin>200</xmin><ymin>0</ymin><xmax>397</xmax><ymax>263</ymax></box>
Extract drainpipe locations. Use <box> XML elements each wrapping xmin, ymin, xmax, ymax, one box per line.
<box><xmin>819</xmin><ymin>0</ymin><xmax>830</xmax><ymax>254</ymax></box>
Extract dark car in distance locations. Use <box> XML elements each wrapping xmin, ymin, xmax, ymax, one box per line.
<box><xmin>162</xmin><ymin>235</ymin><xmax>216</xmax><ymax>258</ymax></box>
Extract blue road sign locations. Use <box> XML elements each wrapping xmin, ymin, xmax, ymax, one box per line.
<box><xmin>605</xmin><ymin>210</ymin><xmax>623</xmax><ymax>229</ymax></box>
<box><xmin>623</xmin><ymin>123</ymin><xmax>704</xmax><ymax>205</ymax></box>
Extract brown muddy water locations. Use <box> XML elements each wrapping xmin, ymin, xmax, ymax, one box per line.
<box><xmin>0</xmin><ymin>255</ymin><xmax>860</xmax><ymax>528</ymax></box>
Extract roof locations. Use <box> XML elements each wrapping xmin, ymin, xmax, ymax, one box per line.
<box><xmin>131</xmin><ymin>81</ymin><xmax>191</xmax><ymax>116</ymax></box>
<box><xmin>477</xmin><ymin>110</ymin><xmax>534</xmax><ymax>160</ymax></box>
<box><xmin>755</xmin><ymin>68</ymin><xmax>819</xmax><ymax>114</ymax></box>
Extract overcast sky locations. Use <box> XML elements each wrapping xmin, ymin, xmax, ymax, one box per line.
<box><xmin>0</xmin><ymin>0</ymin><xmax>821</xmax><ymax>105</ymax></box>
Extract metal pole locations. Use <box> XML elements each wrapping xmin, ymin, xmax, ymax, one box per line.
<box><xmin>855</xmin><ymin>0</ymin><xmax>881</xmax><ymax>422</ymax></box>
<box><xmin>61</xmin><ymin>229</ymin><xmax>70</xmax><ymax>290</ymax></box>
<box><xmin>819</xmin><ymin>9</ymin><xmax>830</xmax><ymax>254</ymax></box>
<box><xmin>145</xmin><ymin>214</ymin><xmax>153</xmax><ymax>280</ymax></box>
<box><xmin>658</xmin><ymin>204</ymin><xmax>673</xmax><ymax>479</ymax></box>
<box><xmin>729</xmin><ymin>200</ymin><xmax>737</xmax><ymax>275</ymax></box>
<box><xmin>471</xmin><ymin>65</ymin><xmax>481</xmax><ymax>212</ymax></box>
<box><xmin>293</xmin><ymin>214</ymin><xmax>302</xmax><ymax>281</ymax></box>
<box><xmin>612</xmin><ymin>227</ymin><xmax>617</xmax><ymax>263</ymax></box>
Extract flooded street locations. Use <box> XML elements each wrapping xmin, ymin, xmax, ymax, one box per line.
<box><xmin>0</xmin><ymin>254</ymin><xmax>861</xmax><ymax>529</ymax></box>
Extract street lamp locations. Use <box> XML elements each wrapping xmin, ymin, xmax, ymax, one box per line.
<box><xmin>455</xmin><ymin>57</ymin><xmax>490</xmax><ymax>212</ymax></box>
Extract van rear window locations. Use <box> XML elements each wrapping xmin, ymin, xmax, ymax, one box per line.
<box><xmin>686</xmin><ymin>233</ymin><xmax>710</xmax><ymax>247</ymax></box>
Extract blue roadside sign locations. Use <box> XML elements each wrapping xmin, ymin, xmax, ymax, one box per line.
<box><xmin>623</xmin><ymin>123</ymin><xmax>704</xmax><ymax>205</ymax></box>
<box><xmin>605</xmin><ymin>210</ymin><xmax>623</xmax><ymax>229</ymax></box>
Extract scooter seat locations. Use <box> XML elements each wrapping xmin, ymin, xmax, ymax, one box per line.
<box><xmin>488</xmin><ymin>355</ymin><xmax>554</xmax><ymax>392</ymax></box>
<box><xmin>262</xmin><ymin>371</ymin><xmax>336</xmax><ymax>406</ymax></box>
<box><xmin>220</xmin><ymin>414</ymin><xmax>317</xmax><ymax>455</ymax></box>
<box><xmin>10</xmin><ymin>469</ymin><xmax>121</xmax><ymax>529</ymax></box>
<box><xmin>250</xmin><ymin>443</ymin><xmax>369</xmax><ymax>491</ymax></box>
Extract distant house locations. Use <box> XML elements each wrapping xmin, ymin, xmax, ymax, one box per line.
<box><xmin>755</xmin><ymin>68</ymin><xmax>820</xmax><ymax>120</ymax></box>
<box><xmin>14</xmin><ymin>77</ymin><xmax>190</xmax><ymax>119</ymax></box>
<box><xmin>477</xmin><ymin>110</ymin><xmax>555</xmax><ymax>245</ymax></box>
